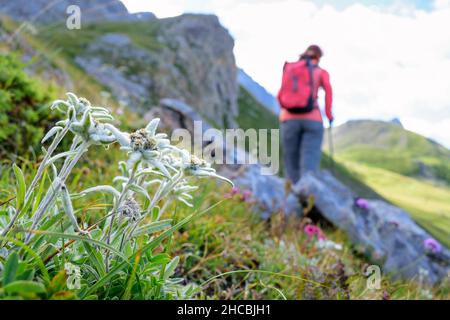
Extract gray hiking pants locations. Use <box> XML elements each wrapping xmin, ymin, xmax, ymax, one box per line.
<box><xmin>281</xmin><ymin>119</ymin><xmax>324</xmax><ymax>184</ymax></box>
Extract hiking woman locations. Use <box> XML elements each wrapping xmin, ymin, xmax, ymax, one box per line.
<box><xmin>278</xmin><ymin>44</ymin><xmax>333</xmax><ymax>184</ymax></box>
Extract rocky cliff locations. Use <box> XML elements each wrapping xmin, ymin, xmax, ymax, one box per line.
<box><xmin>0</xmin><ymin>3</ymin><xmax>239</xmax><ymax>128</ymax></box>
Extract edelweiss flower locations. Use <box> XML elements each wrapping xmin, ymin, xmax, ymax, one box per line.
<box><xmin>105</xmin><ymin>118</ymin><xmax>172</xmax><ymax>173</ymax></box>
<box><xmin>51</xmin><ymin>93</ymin><xmax>113</xmax><ymax>123</ymax></box>
<box><xmin>171</xmin><ymin>179</ymin><xmax>199</xmax><ymax>207</ymax></box>
<box><xmin>176</xmin><ymin>149</ymin><xmax>233</xmax><ymax>186</ymax></box>
<box><xmin>70</xmin><ymin>109</ymin><xmax>116</xmax><ymax>145</ymax></box>
<box><xmin>118</xmin><ymin>198</ymin><xmax>141</xmax><ymax>222</ymax></box>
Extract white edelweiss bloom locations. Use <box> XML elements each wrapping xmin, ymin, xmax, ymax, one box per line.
<box><xmin>52</xmin><ymin>93</ymin><xmax>114</xmax><ymax>124</ymax></box>
<box><xmin>118</xmin><ymin>197</ymin><xmax>141</xmax><ymax>223</ymax></box>
<box><xmin>171</xmin><ymin>180</ymin><xmax>199</xmax><ymax>207</ymax></box>
<box><xmin>176</xmin><ymin>149</ymin><xmax>233</xmax><ymax>186</ymax></box>
<box><xmin>105</xmin><ymin>118</ymin><xmax>172</xmax><ymax>174</ymax></box>
<box><xmin>70</xmin><ymin>109</ymin><xmax>116</xmax><ymax>145</ymax></box>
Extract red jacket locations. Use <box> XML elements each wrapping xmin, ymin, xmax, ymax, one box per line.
<box><xmin>278</xmin><ymin>60</ymin><xmax>333</xmax><ymax>123</ymax></box>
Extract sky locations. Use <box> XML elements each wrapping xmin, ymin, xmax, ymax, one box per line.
<box><xmin>121</xmin><ymin>0</ymin><xmax>450</xmax><ymax>148</ymax></box>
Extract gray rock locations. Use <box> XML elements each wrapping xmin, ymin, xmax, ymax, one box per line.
<box><xmin>157</xmin><ymin>14</ymin><xmax>238</xmax><ymax>128</ymax></box>
<box><xmin>60</xmin><ymin>12</ymin><xmax>238</xmax><ymax>129</ymax></box>
<box><xmin>293</xmin><ymin>170</ymin><xmax>450</xmax><ymax>284</ymax></box>
<box><xmin>230</xmin><ymin>165</ymin><xmax>300</xmax><ymax>220</ymax></box>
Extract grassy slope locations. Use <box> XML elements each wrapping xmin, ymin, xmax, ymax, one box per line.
<box><xmin>323</xmin><ymin>120</ymin><xmax>450</xmax><ymax>247</ymax></box>
<box><xmin>236</xmin><ymin>86</ymin><xmax>279</xmax><ymax>130</ymax></box>
<box><xmin>326</xmin><ymin>120</ymin><xmax>450</xmax><ymax>182</ymax></box>
<box><xmin>0</xmin><ymin>16</ymin><xmax>115</xmax><ymax>107</ymax></box>
<box><xmin>36</xmin><ymin>21</ymin><xmax>162</xmax><ymax>60</ymax></box>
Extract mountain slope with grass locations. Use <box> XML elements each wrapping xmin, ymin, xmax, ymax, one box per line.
<box><xmin>323</xmin><ymin>120</ymin><xmax>450</xmax><ymax>247</ymax></box>
<box><xmin>325</xmin><ymin>120</ymin><xmax>450</xmax><ymax>184</ymax></box>
<box><xmin>0</xmin><ymin>1</ymin><xmax>449</xmax><ymax>299</ymax></box>
<box><xmin>237</xmin><ymin>68</ymin><xmax>280</xmax><ymax>114</ymax></box>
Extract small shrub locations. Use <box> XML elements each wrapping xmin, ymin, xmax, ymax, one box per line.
<box><xmin>0</xmin><ymin>54</ymin><xmax>56</xmax><ymax>157</ymax></box>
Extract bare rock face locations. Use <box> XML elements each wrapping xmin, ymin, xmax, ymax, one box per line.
<box><xmin>293</xmin><ymin>170</ymin><xmax>450</xmax><ymax>285</ymax></box>
<box><xmin>157</xmin><ymin>14</ymin><xmax>238</xmax><ymax>128</ymax></box>
<box><xmin>72</xmin><ymin>13</ymin><xmax>238</xmax><ymax>128</ymax></box>
<box><xmin>0</xmin><ymin>0</ymin><xmax>155</xmax><ymax>24</ymax></box>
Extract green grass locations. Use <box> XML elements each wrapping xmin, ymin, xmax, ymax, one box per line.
<box><xmin>37</xmin><ymin>21</ymin><xmax>163</xmax><ymax>60</ymax></box>
<box><xmin>236</xmin><ymin>86</ymin><xmax>279</xmax><ymax>131</ymax></box>
<box><xmin>336</xmin><ymin>159</ymin><xmax>450</xmax><ymax>248</ymax></box>
<box><xmin>170</xmin><ymin>181</ymin><xmax>450</xmax><ymax>299</ymax></box>
<box><xmin>326</xmin><ymin>120</ymin><xmax>450</xmax><ymax>184</ymax></box>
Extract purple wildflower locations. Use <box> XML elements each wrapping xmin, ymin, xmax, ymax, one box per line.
<box><xmin>424</xmin><ymin>238</ymin><xmax>442</xmax><ymax>253</ymax></box>
<box><xmin>355</xmin><ymin>198</ymin><xmax>370</xmax><ymax>210</ymax></box>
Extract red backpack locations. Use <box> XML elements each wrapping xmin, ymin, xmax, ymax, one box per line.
<box><xmin>278</xmin><ymin>58</ymin><xmax>316</xmax><ymax>113</ymax></box>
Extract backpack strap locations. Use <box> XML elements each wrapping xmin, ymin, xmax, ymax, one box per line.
<box><xmin>306</xmin><ymin>58</ymin><xmax>315</xmax><ymax>108</ymax></box>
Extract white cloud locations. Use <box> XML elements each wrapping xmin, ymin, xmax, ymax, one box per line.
<box><xmin>434</xmin><ymin>0</ymin><xmax>450</xmax><ymax>9</ymax></box>
<box><xmin>122</xmin><ymin>0</ymin><xmax>450</xmax><ymax>148</ymax></box>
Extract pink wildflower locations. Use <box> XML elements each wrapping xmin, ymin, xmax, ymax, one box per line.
<box><xmin>304</xmin><ymin>224</ymin><xmax>327</xmax><ymax>241</ymax></box>
<box><xmin>304</xmin><ymin>224</ymin><xmax>319</xmax><ymax>236</ymax></box>
<box><xmin>240</xmin><ymin>190</ymin><xmax>252</xmax><ymax>202</ymax></box>
<box><xmin>230</xmin><ymin>186</ymin><xmax>240</xmax><ymax>195</ymax></box>
<box><xmin>224</xmin><ymin>186</ymin><xmax>241</xmax><ymax>199</ymax></box>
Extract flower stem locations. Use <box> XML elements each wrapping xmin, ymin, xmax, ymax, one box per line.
<box><xmin>104</xmin><ymin>165</ymin><xmax>137</xmax><ymax>271</ymax></box>
<box><xmin>1</xmin><ymin>124</ymin><xmax>72</xmax><ymax>239</ymax></box>
<box><xmin>25</xmin><ymin>141</ymin><xmax>90</xmax><ymax>243</ymax></box>
<box><xmin>25</xmin><ymin>123</ymin><xmax>71</xmax><ymax>203</ymax></box>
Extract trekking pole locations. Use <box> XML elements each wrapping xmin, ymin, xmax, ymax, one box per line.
<box><xmin>328</xmin><ymin>122</ymin><xmax>335</xmax><ymax>174</ymax></box>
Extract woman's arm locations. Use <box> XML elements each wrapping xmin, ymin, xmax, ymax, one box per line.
<box><xmin>321</xmin><ymin>69</ymin><xmax>333</xmax><ymax>123</ymax></box>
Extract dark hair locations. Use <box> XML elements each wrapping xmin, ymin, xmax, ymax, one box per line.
<box><xmin>300</xmin><ymin>44</ymin><xmax>323</xmax><ymax>60</ymax></box>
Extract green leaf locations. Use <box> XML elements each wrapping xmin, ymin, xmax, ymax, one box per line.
<box><xmin>83</xmin><ymin>201</ymin><xmax>224</xmax><ymax>298</ymax></box>
<box><xmin>128</xmin><ymin>184</ymin><xmax>150</xmax><ymax>200</ymax></box>
<box><xmin>34</xmin><ymin>230</ymin><xmax>129</xmax><ymax>263</ymax></box>
<box><xmin>32</xmin><ymin>169</ymin><xmax>47</xmax><ymax>214</ymax></box>
<box><xmin>4</xmin><ymin>280</ymin><xmax>46</xmax><ymax>294</ymax></box>
<box><xmin>45</xmin><ymin>150</ymin><xmax>78</xmax><ymax>166</ymax></box>
<box><xmin>150</xmin><ymin>206</ymin><xmax>160</xmax><ymax>221</ymax></box>
<box><xmin>163</xmin><ymin>256</ymin><xmax>179</xmax><ymax>281</ymax></box>
<box><xmin>13</xmin><ymin>163</ymin><xmax>26</xmax><ymax>210</ymax></box>
<box><xmin>82</xmin><ymin>242</ymin><xmax>106</xmax><ymax>278</ymax></box>
<box><xmin>3</xmin><ymin>251</ymin><xmax>19</xmax><ymax>286</ymax></box>
<box><xmin>0</xmin><ymin>236</ymin><xmax>50</xmax><ymax>284</ymax></box>
<box><xmin>131</xmin><ymin>220</ymin><xmax>172</xmax><ymax>238</ymax></box>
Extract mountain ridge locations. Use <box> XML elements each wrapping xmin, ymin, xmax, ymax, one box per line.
<box><xmin>325</xmin><ymin>119</ymin><xmax>450</xmax><ymax>183</ymax></box>
<box><xmin>237</xmin><ymin>68</ymin><xmax>280</xmax><ymax>114</ymax></box>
